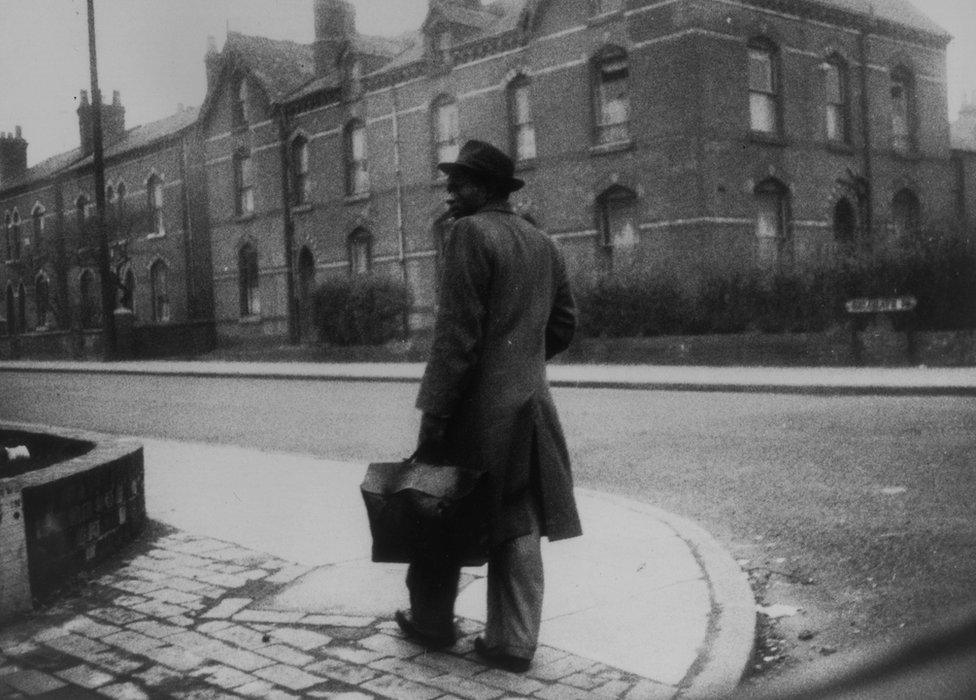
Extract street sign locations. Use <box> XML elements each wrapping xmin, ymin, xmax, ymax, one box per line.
<box><xmin>844</xmin><ymin>296</ymin><xmax>918</xmax><ymax>314</ymax></box>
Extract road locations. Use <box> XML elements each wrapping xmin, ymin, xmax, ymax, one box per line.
<box><xmin>2</xmin><ymin>369</ymin><xmax>975</xmax><ymax>685</ymax></box>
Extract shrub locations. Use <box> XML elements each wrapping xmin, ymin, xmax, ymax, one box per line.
<box><xmin>313</xmin><ymin>274</ymin><xmax>411</xmax><ymax>346</ymax></box>
<box><xmin>574</xmin><ymin>270</ymin><xmax>692</xmax><ymax>338</ymax></box>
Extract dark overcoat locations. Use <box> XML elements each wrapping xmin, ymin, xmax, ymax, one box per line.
<box><xmin>416</xmin><ymin>201</ymin><xmax>582</xmax><ymax>546</ymax></box>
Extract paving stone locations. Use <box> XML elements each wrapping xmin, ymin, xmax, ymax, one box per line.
<box><xmin>414</xmin><ymin>651</ymin><xmax>485</xmax><ymax>679</ymax></box>
<box><xmin>2</xmin><ymin>669</ymin><xmax>67</xmax><ymax>695</ymax></box>
<box><xmin>196</xmin><ymin>621</ymin><xmax>234</xmax><ymax>635</ymax></box>
<box><xmin>166</xmin><ymin>615</ymin><xmax>197</xmax><ymax>627</ymax></box>
<box><xmin>129</xmin><ymin>600</ymin><xmax>189</xmax><ymax>619</ymax></box>
<box><xmin>133</xmin><ymin>664</ymin><xmax>184</xmax><ymax>688</ymax></box>
<box><xmin>472</xmin><ymin>668</ymin><xmax>545</xmax><ymax>696</ymax></box>
<box><xmin>265</xmin><ymin>627</ymin><xmax>333</xmax><ymax>651</ymax></box>
<box><xmin>251</xmin><ymin>664</ymin><xmax>324</xmax><ymax>691</ymax></box>
<box><xmin>358</xmin><ymin>633</ymin><xmax>424</xmax><ymax>657</ymax></box>
<box><xmin>368</xmin><ymin>656</ymin><xmax>445</xmax><ymax>683</ymax></box>
<box><xmin>165</xmin><ymin>577</ymin><xmax>219</xmax><ymax>595</ymax></box>
<box><xmin>98</xmin><ymin>681</ymin><xmax>150</xmax><ymax>699</ymax></box>
<box><xmin>0</xmin><ymin>663</ymin><xmax>21</xmax><ymax>676</ymax></box>
<box><xmin>526</xmin><ymin>655</ymin><xmax>598</xmax><ymax>682</ymax></box>
<box><xmin>562</xmin><ymin>669</ymin><xmax>607</xmax><ymax>690</ymax></box>
<box><xmin>101</xmin><ymin>630</ymin><xmax>166</xmax><ymax>655</ymax></box>
<box><xmin>196</xmin><ymin>642</ymin><xmax>274</xmax><ymax>673</ymax></box>
<box><xmin>145</xmin><ymin>588</ymin><xmax>204</xmax><ymax>606</ymax></box>
<box><xmin>86</xmin><ymin>608</ymin><xmax>147</xmax><ymax>627</ymax></box>
<box><xmin>32</xmin><ymin>627</ymin><xmax>70</xmax><ymax>643</ymax></box>
<box><xmin>88</xmin><ymin>650</ymin><xmax>143</xmax><ymax>675</ymax></box>
<box><xmin>138</xmin><ymin>645</ymin><xmax>207</xmax><ymax>672</ymax></box>
<box><xmin>109</xmin><ymin>578</ymin><xmax>164</xmax><ymax>596</ymax></box>
<box><xmin>112</xmin><ymin>595</ymin><xmax>150</xmax><ymax>608</ymax></box>
<box><xmin>593</xmin><ymin>678</ymin><xmax>636</xmax><ymax>698</ymax></box>
<box><xmin>622</xmin><ymin>678</ymin><xmax>679</xmax><ymax>699</ymax></box>
<box><xmin>45</xmin><ymin>633</ymin><xmax>111</xmax><ymax>661</ymax></box>
<box><xmin>530</xmin><ymin>646</ymin><xmax>569</xmax><ymax>667</ymax></box>
<box><xmin>191</xmin><ymin>663</ymin><xmax>257</xmax><ymax>690</ymax></box>
<box><xmin>203</xmin><ymin>597</ymin><xmax>255</xmax><ymax>622</ymax></box>
<box><xmin>2</xmin><ymin>641</ymin><xmax>39</xmax><ymax>657</ymax></box>
<box><xmin>193</xmin><ymin>572</ymin><xmax>249</xmax><ymax>589</ymax></box>
<box><xmin>232</xmin><ymin>610</ymin><xmax>305</xmax><ymax>625</ymax></box>
<box><xmin>317</xmin><ymin>645</ymin><xmax>386</xmax><ymax>665</ymax></box>
<box><xmin>169</xmin><ymin>689</ymin><xmax>242</xmax><ymax>700</ymax></box>
<box><xmin>533</xmin><ymin>682</ymin><xmax>605</xmax><ymax>700</ymax></box>
<box><xmin>264</xmin><ymin>566</ymin><xmax>310</xmax><ymax>584</ymax></box>
<box><xmin>254</xmin><ymin>644</ymin><xmax>315</xmax><ymax>667</ymax></box>
<box><xmin>239</xmin><ymin>569</ymin><xmax>269</xmax><ymax>581</ymax></box>
<box><xmin>360</xmin><ymin>672</ymin><xmax>441</xmax><ymax>700</ymax></box>
<box><xmin>423</xmin><ymin>674</ymin><xmax>504</xmax><ymax>700</ymax></box>
<box><xmin>127</xmin><ymin>620</ymin><xmax>186</xmax><ymax>639</ymax></box>
<box><xmin>63</xmin><ymin>616</ymin><xmax>123</xmax><ymax>639</ymax></box>
<box><xmin>205</xmin><ymin>625</ymin><xmax>266</xmax><ymax>650</ymax></box>
<box><xmin>233</xmin><ymin>680</ymin><xmax>280</xmax><ymax>698</ymax></box>
<box><xmin>172</xmin><ymin>539</ymin><xmax>232</xmax><ymax>555</ymax></box>
<box><xmin>304</xmin><ymin>657</ymin><xmax>380</xmax><ymax>686</ymax></box>
<box><xmin>300</xmin><ymin>615</ymin><xmax>374</xmax><ymax>628</ymax></box>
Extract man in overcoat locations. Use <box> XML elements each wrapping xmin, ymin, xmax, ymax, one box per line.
<box><xmin>395</xmin><ymin>140</ymin><xmax>582</xmax><ymax>672</ymax></box>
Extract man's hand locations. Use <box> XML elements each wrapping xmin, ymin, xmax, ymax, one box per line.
<box><xmin>415</xmin><ymin>413</ymin><xmax>450</xmax><ymax>464</ymax></box>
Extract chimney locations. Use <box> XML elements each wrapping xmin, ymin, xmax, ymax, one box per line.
<box><xmin>0</xmin><ymin>126</ymin><xmax>28</xmax><ymax>185</ymax></box>
<box><xmin>313</xmin><ymin>0</ymin><xmax>356</xmax><ymax>75</ymax></box>
<box><xmin>78</xmin><ymin>89</ymin><xmax>127</xmax><ymax>156</ymax></box>
<box><xmin>205</xmin><ymin>35</ymin><xmax>221</xmax><ymax>91</ymax></box>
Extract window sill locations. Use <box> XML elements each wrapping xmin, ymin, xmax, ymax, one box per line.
<box><xmin>747</xmin><ymin>131</ymin><xmax>789</xmax><ymax>147</ymax></box>
<box><xmin>589</xmin><ymin>140</ymin><xmax>633</xmax><ymax>157</ymax></box>
<box><xmin>238</xmin><ymin>314</ymin><xmax>262</xmax><ymax>325</ymax></box>
<box><xmin>825</xmin><ymin>140</ymin><xmax>855</xmax><ymax>155</ymax></box>
<box><xmin>291</xmin><ymin>203</ymin><xmax>314</xmax><ymax>215</ymax></box>
<box><xmin>146</xmin><ymin>232</ymin><xmax>166</xmax><ymax>240</ymax></box>
<box><xmin>344</xmin><ymin>192</ymin><xmax>371</xmax><ymax>205</ymax></box>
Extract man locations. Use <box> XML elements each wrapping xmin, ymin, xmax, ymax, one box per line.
<box><xmin>395</xmin><ymin>140</ymin><xmax>582</xmax><ymax>673</ymax></box>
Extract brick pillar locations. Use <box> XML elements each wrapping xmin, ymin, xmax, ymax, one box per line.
<box><xmin>0</xmin><ymin>483</ymin><xmax>32</xmax><ymax>620</ymax></box>
<box><xmin>114</xmin><ymin>307</ymin><xmax>135</xmax><ymax>359</ymax></box>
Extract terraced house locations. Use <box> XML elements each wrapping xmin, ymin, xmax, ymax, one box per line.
<box><xmin>3</xmin><ymin>0</ymin><xmax>973</xmax><ymax>354</ymax></box>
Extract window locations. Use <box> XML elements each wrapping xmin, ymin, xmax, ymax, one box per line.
<box><xmin>120</xmin><ymin>267</ymin><xmax>135</xmax><ymax>311</ymax></box>
<box><xmin>291</xmin><ymin>136</ymin><xmax>310</xmax><ymax>206</ymax></box>
<box><xmin>755</xmin><ymin>179</ymin><xmax>790</xmax><ymax>266</ymax></box>
<box><xmin>508</xmin><ymin>76</ymin><xmax>536</xmax><ymax>162</ymax></box>
<box><xmin>597</xmin><ymin>186</ymin><xmax>638</xmax><ymax>249</ymax></box>
<box><xmin>432</xmin><ymin>96</ymin><xmax>459</xmax><ymax>168</ymax></box>
<box><xmin>349</xmin><ymin>229</ymin><xmax>372</xmax><ymax>274</ymax></box>
<box><xmin>147</xmin><ymin>175</ymin><xmax>165</xmax><ymax>235</ymax></box>
<box><xmin>238</xmin><ymin>243</ymin><xmax>260</xmax><ymax>316</ymax></box>
<box><xmin>3</xmin><ymin>212</ymin><xmax>10</xmax><ymax>260</ymax></box>
<box><xmin>823</xmin><ymin>56</ymin><xmax>849</xmax><ymax>143</ymax></box>
<box><xmin>892</xmin><ymin>188</ymin><xmax>921</xmax><ymax>240</ymax></box>
<box><xmin>32</xmin><ymin>206</ymin><xmax>44</xmax><ymax>247</ymax></box>
<box><xmin>35</xmin><ymin>273</ymin><xmax>50</xmax><ymax>329</ymax></box>
<box><xmin>16</xmin><ymin>283</ymin><xmax>26</xmax><ymax>334</ymax></box>
<box><xmin>4</xmin><ymin>285</ymin><xmax>14</xmax><ymax>335</ymax></box>
<box><xmin>594</xmin><ymin>47</ymin><xmax>630</xmax><ymax>145</ymax></box>
<box><xmin>10</xmin><ymin>210</ymin><xmax>20</xmax><ymax>259</ymax></box>
<box><xmin>232</xmin><ymin>77</ymin><xmax>247</xmax><ymax>127</ymax></box>
<box><xmin>748</xmin><ymin>40</ymin><xmax>780</xmax><ymax>134</ymax></box>
<box><xmin>833</xmin><ymin>197</ymin><xmax>857</xmax><ymax>247</ymax></box>
<box><xmin>234</xmin><ymin>151</ymin><xmax>254</xmax><ymax>215</ymax></box>
<box><xmin>890</xmin><ymin>67</ymin><xmax>915</xmax><ymax>153</ymax></box>
<box><xmin>79</xmin><ymin>268</ymin><xmax>101</xmax><ymax>329</ymax></box>
<box><xmin>150</xmin><ymin>260</ymin><xmax>170</xmax><ymax>322</ymax></box>
<box><xmin>345</xmin><ymin>121</ymin><xmax>370</xmax><ymax>195</ymax></box>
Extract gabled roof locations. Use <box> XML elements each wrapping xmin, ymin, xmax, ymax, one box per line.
<box><xmin>223</xmin><ymin>32</ymin><xmax>317</xmax><ymax>103</ymax></box>
<box><xmin>1</xmin><ymin>108</ymin><xmax>198</xmax><ymax>194</ymax></box>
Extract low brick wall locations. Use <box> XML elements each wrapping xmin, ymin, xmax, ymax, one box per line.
<box><xmin>0</xmin><ymin>424</ymin><xmax>144</xmax><ymax>619</ymax></box>
<box><xmin>133</xmin><ymin>319</ymin><xmax>216</xmax><ymax>359</ymax></box>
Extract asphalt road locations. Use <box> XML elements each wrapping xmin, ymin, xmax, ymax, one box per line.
<box><xmin>2</xmin><ymin>370</ymin><xmax>975</xmax><ymax>685</ymax></box>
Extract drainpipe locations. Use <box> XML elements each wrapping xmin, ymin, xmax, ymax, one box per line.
<box><xmin>857</xmin><ymin>14</ymin><xmax>875</xmax><ymax>250</ymax></box>
<box><xmin>276</xmin><ymin>107</ymin><xmax>300</xmax><ymax>344</ymax></box>
<box><xmin>391</xmin><ymin>84</ymin><xmax>409</xmax><ymax>337</ymax></box>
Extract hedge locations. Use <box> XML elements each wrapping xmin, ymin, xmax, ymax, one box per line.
<box><xmin>313</xmin><ymin>274</ymin><xmax>411</xmax><ymax>346</ymax></box>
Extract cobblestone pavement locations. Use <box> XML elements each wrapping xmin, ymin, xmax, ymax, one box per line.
<box><xmin>0</xmin><ymin>527</ymin><xmax>676</xmax><ymax>699</ymax></box>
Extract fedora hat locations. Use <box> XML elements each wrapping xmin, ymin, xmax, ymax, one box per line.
<box><xmin>437</xmin><ymin>140</ymin><xmax>524</xmax><ymax>193</ymax></box>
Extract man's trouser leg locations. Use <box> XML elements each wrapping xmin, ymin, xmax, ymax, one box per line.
<box><xmin>406</xmin><ymin>551</ymin><xmax>461</xmax><ymax>636</ymax></box>
<box><xmin>483</xmin><ymin>502</ymin><xmax>544</xmax><ymax>660</ymax></box>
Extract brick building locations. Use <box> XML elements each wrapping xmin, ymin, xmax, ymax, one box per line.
<box><xmin>199</xmin><ymin>0</ymin><xmax>967</xmax><ymax>345</ymax></box>
<box><xmin>0</xmin><ymin>92</ymin><xmax>214</xmax><ymax>357</ymax></box>
<box><xmin>3</xmin><ymin>0</ymin><xmax>970</xmax><ymax>352</ymax></box>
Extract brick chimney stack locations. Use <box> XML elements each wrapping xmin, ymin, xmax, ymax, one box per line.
<box><xmin>77</xmin><ymin>89</ymin><xmax>127</xmax><ymax>156</ymax></box>
<box><xmin>0</xmin><ymin>126</ymin><xmax>28</xmax><ymax>186</ymax></box>
<box><xmin>313</xmin><ymin>0</ymin><xmax>356</xmax><ymax>75</ymax></box>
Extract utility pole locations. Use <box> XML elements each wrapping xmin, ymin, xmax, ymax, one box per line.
<box><xmin>87</xmin><ymin>0</ymin><xmax>117</xmax><ymax>360</ymax></box>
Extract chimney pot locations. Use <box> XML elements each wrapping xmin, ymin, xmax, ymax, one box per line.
<box><xmin>80</xmin><ymin>89</ymin><xmax>89</xmax><ymax>104</ymax></box>
<box><xmin>15</xmin><ymin>126</ymin><xmax>21</xmax><ymax>139</ymax></box>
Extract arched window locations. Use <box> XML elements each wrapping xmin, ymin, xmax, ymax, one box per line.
<box><xmin>32</xmin><ymin>205</ymin><xmax>45</xmax><ymax>247</ymax></box>
<box><xmin>508</xmin><ymin>75</ymin><xmax>536</xmax><ymax>162</ymax></box>
<box><xmin>822</xmin><ymin>55</ymin><xmax>849</xmax><ymax>143</ymax></box>
<box><xmin>234</xmin><ymin>151</ymin><xmax>254</xmax><ymax>215</ymax></box>
<box><xmin>833</xmin><ymin>197</ymin><xmax>857</xmax><ymax>247</ymax></box>
<box><xmin>10</xmin><ymin>210</ymin><xmax>21</xmax><ymax>259</ymax></box>
<box><xmin>238</xmin><ymin>243</ymin><xmax>260</xmax><ymax>316</ymax></box>
<box><xmin>432</xmin><ymin>95</ymin><xmax>459</xmax><ymax>169</ymax></box>
<box><xmin>349</xmin><ymin>228</ymin><xmax>372</xmax><ymax>275</ymax></box>
<box><xmin>4</xmin><ymin>285</ymin><xmax>14</xmax><ymax>335</ymax></box>
<box><xmin>892</xmin><ymin>188</ymin><xmax>921</xmax><ymax>240</ymax></box>
<box><xmin>79</xmin><ymin>268</ymin><xmax>101</xmax><ymax>329</ymax></box>
<box><xmin>16</xmin><ymin>282</ymin><xmax>27</xmax><ymax>334</ymax></box>
<box><xmin>35</xmin><ymin>273</ymin><xmax>50</xmax><ymax>329</ymax></box>
<box><xmin>344</xmin><ymin>121</ymin><xmax>370</xmax><ymax>195</ymax></box>
<box><xmin>597</xmin><ymin>185</ymin><xmax>638</xmax><ymax>249</ymax></box>
<box><xmin>147</xmin><ymin>174</ymin><xmax>165</xmax><ymax>235</ymax></box>
<box><xmin>120</xmin><ymin>266</ymin><xmax>135</xmax><ymax>311</ymax></box>
<box><xmin>890</xmin><ymin>66</ymin><xmax>915</xmax><ymax>153</ymax></box>
<box><xmin>232</xmin><ymin>77</ymin><xmax>247</xmax><ymax>127</ymax></box>
<box><xmin>291</xmin><ymin>135</ymin><xmax>310</xmax><ymax>206</ymax></box>
<box><xmin>754</xmin><ymin>178</ymin><xmax>791</xmax><ymax>266</ymax></box>
<box><xmin>3</xmin><ymin>211</ymin><xmax>10</xmax><ymax>260</ymax></box>
<box><xmin>748</xmin><ymin>39</ymin><xmax>780</xmax><ymax>134</ymax></box>
<box><xmin>150</xmin><ymin>259</ymin><xmax>170</xmax><ymax>322</ymax></box>
<box><xmin>593</xmin><ymin>46</ymin><xmax>630</xmax><ymax>145</ymax></box>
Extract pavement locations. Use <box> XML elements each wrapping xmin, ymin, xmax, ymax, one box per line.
<box><xmin>2</xmin><ymin>359</ymin><xmax>974</xmax><ymax>700</ymax></box>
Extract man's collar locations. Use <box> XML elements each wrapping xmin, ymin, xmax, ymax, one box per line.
<box><xmin>476</xmin><ymin>200</ymin><xmax>514</xmax><ymax>215</ymax></box>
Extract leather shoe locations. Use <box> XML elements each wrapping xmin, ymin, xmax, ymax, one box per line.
<box><xmin>394</xmin><ymin>610</ymin><xmax>456</xmax><ymax>648</ymax></box>
<box><xmin>474</xmin><ymin>636</ymin><xmax>531</xmax><ymax>673</ymax></box>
